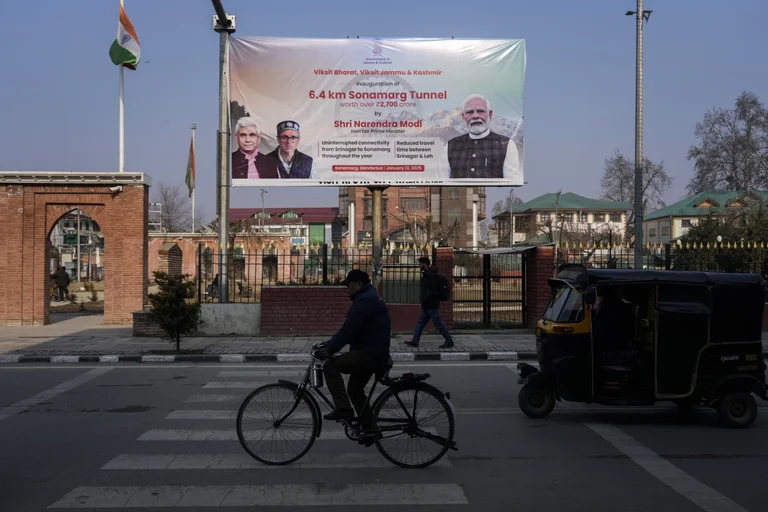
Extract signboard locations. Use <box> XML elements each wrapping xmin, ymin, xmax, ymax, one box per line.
<box><xmin>228</xmin><ymin>37</ymin><xmax>525</xmax><ymax>187</ymax></box>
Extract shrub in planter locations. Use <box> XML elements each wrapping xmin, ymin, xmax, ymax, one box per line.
<box><xmin>148</xmin><ymin>271</ymin><xmax>201</xmax><ymax>352</ymax></box>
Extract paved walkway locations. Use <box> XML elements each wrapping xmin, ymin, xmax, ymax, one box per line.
<box><xmin>1</xmin><ymin>313</ymin><xmax>767</xmax><ymax>364</ymax></box>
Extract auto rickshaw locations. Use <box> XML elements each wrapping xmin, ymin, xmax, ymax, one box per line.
<box><xmin>517</xmin><ymin>264</ymin><xmax>768</xmax><ymax>428</ymax></box>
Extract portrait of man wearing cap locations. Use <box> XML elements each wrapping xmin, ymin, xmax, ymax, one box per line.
<box><xmin>265</xmin><ymin>120</ymin><xmax>314</xmax><ymax>179</ymax></box>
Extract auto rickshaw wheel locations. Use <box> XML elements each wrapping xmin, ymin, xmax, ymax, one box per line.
<box><xmin>717</xmin><ymin>391</ymin><xmax>757</xmax><ymax>429</ymax></box>
<box><xmin>518</xmin><ymin>384</ymin><xmax>555</xmax><ymax>419</ymax></box>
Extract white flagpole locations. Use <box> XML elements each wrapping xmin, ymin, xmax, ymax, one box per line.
<box><xmin>118</xmin><ymin>0</ymin><xmax>125</xmax><ymax>172</ymax></box>
<box><xmin>191</xmin><ymin>123</ymin><xmax>196</xmax><ymax>232</ymax></box>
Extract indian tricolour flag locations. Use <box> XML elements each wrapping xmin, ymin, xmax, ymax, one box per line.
<box><xmin>185</xmin><ymin>133</ymin><xmax>195</xmax><ymax>198</ymax></box>
<box><xmin>109</xmin><ymin>4</ymin><xmax>140</xmax><ymax>70</ymax></box>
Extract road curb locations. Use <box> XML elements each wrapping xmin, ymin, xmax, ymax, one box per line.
<box><xmin>0</xmin><ymin>351</ymin><xmax>539</xmax><ymax>364</ymax></box>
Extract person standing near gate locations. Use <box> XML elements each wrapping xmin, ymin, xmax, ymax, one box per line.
<box><xmin>404</xmin><ymin>256</ymin><xmax>454</xmax><ymax>349</ymax></box>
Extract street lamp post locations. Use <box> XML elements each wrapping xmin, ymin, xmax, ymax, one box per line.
<box><xmin>626</xmin><ymin>3</ymin><xmax>652</xmax><ymax>269</ymax></box>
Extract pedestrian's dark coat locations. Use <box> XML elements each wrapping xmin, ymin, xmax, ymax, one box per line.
<box><xmin>420</xmin><ymin>266</ymin><xmax>440</xmax><ymax>310</ymax></box>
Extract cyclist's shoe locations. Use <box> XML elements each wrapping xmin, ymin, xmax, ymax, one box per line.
<box><xmin>324</xmin><ymin>409</ymin><xmax>354</xmax><ymax>421</ymax></box>
<box><xmin>439</xmin><ymin>340</ymin><xmax>454</xmax><ymax>349</ymax></box>
<box><xmin>358</xmin><ymin>435</ymin><xmax>376</xmax><ymax>447</ymax></box>
<box><xmin>403</xmin><ymin>340</ymin><xmax>419</xmax><ymax>347</ymax></box>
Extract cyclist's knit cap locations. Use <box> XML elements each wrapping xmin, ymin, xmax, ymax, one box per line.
<box><xmin>342</xmin><ymin>269</ymin><xmax>370</xmax><ymax>284</ymax></box>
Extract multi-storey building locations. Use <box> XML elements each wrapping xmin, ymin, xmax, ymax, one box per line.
<box><xmin>337</xmin><ymin>186</ymin><xmax>487</xmax><ymax>248</ymax></box>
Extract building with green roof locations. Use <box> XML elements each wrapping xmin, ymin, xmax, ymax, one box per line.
<box><xmin>491</xmin><ymin>192</ymin><xmax>631</xmax><ymax>246</ymax></box>
<box><xmin>642</xmin><ymin>190</ymin><xmax>768</xmax><ymax>244</ymax></box>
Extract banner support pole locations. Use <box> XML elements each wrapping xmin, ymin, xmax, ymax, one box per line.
<box><xmin>368</xmin><ymin>185</ymin><xmax>388</xmax><ymax>289</ymax></box>
<box><xmin>212</xmin><ymin>1</ymin><xmax>235</xmax><ymax>303</ymax></box>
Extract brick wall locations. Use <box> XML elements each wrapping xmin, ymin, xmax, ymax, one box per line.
<box><xmin>261</xmin><ymin>286</ymin><xmax>350</xmax><ymax>336</ymax></box>
<box><xmin>526</xmin><ymin>245</ymin><xmax>555</xmax><ymax>329</ymax></box>
<box><xmin>133</xmin><ymin>308</ymin><xmax>165</xmax><ymax>337</ymax></box>
<box><xmin>158</xmin><ymin>243</ymin><xmax>182</xmax><ymax>277</ymax></box>
<box><xmin>259</xmin><ymin>247</ymin><xmax>455</xmax><ymax>336</ymax></box>
<box><xmin>0</xmin><ymin>178</ymin><xmax>149</xmax><ymax>326</ymax></box>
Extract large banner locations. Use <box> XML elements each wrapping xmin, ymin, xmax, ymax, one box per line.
<box><xmin>228</xmin><ymin>37</ymin><xmax>525</xmax><ymax>187</ymax></box>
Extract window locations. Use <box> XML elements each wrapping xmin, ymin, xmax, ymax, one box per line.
<box><xmin>593</xmin><ymin>213</ymin><xmax>605</xmax><ymax>222</ymax></box>
<box><xmin>609</xmin><ymin>213</ymin><xmax>621</xmax><ymax>223</ymax></box>
<box><xmin>580</xmin><ymin>212</ymin><xmax>588</xmax><ymax>223</ymax></box>
<box><xmin>363</xmin><ymin>218</ymin><xmax>372</xmax><ymax>231</ymax></box>
<box><xmin>282</xmin><ymin>211</ymin><xmax>299</xmax><ymax>218</ymax></box>
<box><xmin>682</xmin><ymin>219</ymin><xmax>693</xmax><ymax>228</ymax></box>
<box><xmin>446</xmin><ymin>187</ymin><xmax>461</xmax><ymax>200</ymax></box>
<box><xmin>540</xmin><ymin>213</ymin><xmax>550</xmax><ymax>222</ymax></box>
<box><xmin>400</xmin><ymin>197</ymin><xmax>427</xmax><ymax>211</ymax></box>
<box><xmin>447</xmin><ymin>208</ymin><xmax>461</xmax><ymax>225</ymax></box>
<box><xmin>543</xmin><ymin>285</ymin><xmax>584</xmax><ymax>323</ymax></box>
<box><xmin>661</xmin><ymin>226</ymin><xmax>670</xmax><ymax>236</ymax></box>
<box><xmin>560</xmin><ymin>213</ymin><xmax>573</xmax><ymax>223</ymax></box>
<box><xmin>363</xmin><ymin>197</ymin><xmax>387</xmax><ymax>216</ymax></box>
<box><xmin>649</xmin><ymin>228</ymin><xmax>656</xmax><ymax>237</ymax></box>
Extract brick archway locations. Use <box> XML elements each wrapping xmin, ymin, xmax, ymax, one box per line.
<box><xmin>0</xmin><ymin>173</ymin><xmax>150</xmax><ymax>326</ymax></box>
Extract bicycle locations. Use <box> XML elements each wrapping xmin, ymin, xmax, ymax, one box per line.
<box><xmin>235</xmin><ymin>342</ymin><xmax>458</xmax><ymax>468</ymax></box>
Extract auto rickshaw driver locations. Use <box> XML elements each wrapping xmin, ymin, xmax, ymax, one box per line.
<box><xmin>592</xmin><ymin>286</ymin><xmax>635</xmax><ymax>355</ymax></box>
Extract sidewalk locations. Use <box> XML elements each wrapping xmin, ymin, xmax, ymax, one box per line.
<box><xmin>1</xmin><ymin>314</ymin><xmax>767</xmax><ymax>364</ymax></box>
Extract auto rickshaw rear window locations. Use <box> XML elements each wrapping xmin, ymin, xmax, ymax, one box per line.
<box><xmin>543</xmin><ymin>285</ymin><xmax>584</xmax><ymax>323</ymax></box>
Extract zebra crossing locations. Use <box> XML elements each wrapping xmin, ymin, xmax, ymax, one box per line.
<box><xmin>48</xmin><ymin>367</ymin><xmax>469</xmax><ymax>509</ymax></box>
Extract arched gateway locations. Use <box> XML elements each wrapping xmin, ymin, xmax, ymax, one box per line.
<box><xmin>0</xmin><ymin>172</ymin><xmax>150</xmax><ymax>326</ymax></box>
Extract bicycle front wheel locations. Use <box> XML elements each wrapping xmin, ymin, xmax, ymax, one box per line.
<box><xmin>236</xmin><ymin>382</ymin><xmax>319</xmax><ymax>465</ymax></box>
<box><xmin>372</xmin><ymin>382</ymin><xmax>455</xmax><ymax>468</ymax></box>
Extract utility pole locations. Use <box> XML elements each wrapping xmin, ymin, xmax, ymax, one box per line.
<box><xmin>508</xmin><ymin>188</ymin><xmax>516</xmax><ymax>247</ymax></box>
<box><xmin>260</xmin><ymin>188</ymin><xmax>267</xmax><ymax>232</ymax></box>
<box><xmin>627</xmin><ymin>3</ymin><xmax>652</xmax><ymax>269</ymax></box>
<box><xmin>212</xmin><ymin>0</ymin><xmax>235</xmax><ymax>302</ymax></box>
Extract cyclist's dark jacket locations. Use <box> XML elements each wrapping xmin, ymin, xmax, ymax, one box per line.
<box><xmin>327</xmin><ymin>282</ymin><xmax>391</xmax><ymax>364</ymax></box>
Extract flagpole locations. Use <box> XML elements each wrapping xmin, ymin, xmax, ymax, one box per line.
<box><xmin>118</xmin><ymin>0</ymin><xmax>125</xmax><ymax>173</ymax></box>
<box><xmin>191</xmin><ymin>123</ymin><xmax>196</xmax><ymax>232</ymax></box>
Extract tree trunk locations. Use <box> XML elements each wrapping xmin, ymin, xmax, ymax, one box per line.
<box><xmin>176</xmin><ymin>335</ymin><xmax>180</xmax><ymax>352</ymax></box>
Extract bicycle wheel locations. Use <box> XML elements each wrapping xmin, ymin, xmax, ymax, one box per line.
<box><xmin>372</xmin><ymin>382</ymin><xmax>455</xmax><ymax>468</ymax></box>
<box><xmin>236</xmin><ymin>382</ymin><xmax>319</xmax><ymax>465</ymax></box>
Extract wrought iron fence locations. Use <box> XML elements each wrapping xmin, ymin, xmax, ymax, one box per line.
<box><xmin>557</xmin><ymin>241</ymin><xmax>768</xmax><ymax>276</ymax></box>
<box><xmin>196</xmin><ymin>243</ymin><xmax>432</xmax><ymax>304</ymax></box>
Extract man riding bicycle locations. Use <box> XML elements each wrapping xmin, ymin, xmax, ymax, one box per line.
<box><xmin>315</xmin><ymin>268</ymin><xmax>392</xmax><ymax>422</ymax></box>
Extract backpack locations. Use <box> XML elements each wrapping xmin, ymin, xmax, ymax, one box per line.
<box><xmin>435</xmin><ymin>272</ymin><xmax>451</xmax><ymax>301</ymax></box>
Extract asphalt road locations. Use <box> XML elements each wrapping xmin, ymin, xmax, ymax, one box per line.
<box><xmin>1</xmin><ymin>362</ymin><xmax>767</xmax><ymax>511</ymax></box>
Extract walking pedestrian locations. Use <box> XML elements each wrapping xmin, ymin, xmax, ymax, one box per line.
<box><xmin>404</xmin><ymin>256</ymin><xmax>454</xmax><ymax>349</ymax></box>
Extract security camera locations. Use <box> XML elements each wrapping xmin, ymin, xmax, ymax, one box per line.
<box><xmin>109</xmin><ymin>185</ymin><xmax>123</xmax><ymax>193</ymax></box>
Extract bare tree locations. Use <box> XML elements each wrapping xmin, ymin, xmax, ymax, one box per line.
<box><xmin>491</xmin><ymin>195</ymin><xmax>523</xmax><ymax>217</ymax></box>
<box><xmin>687</xmin><ymin>91</ymin><xmax>768</xmax><ymax>195</ymax></box>
<box><xmin>151</xmin><ymin>182</ymin><xmax>206</xmax><ymax>232</ymax></box>
<box><xmin>601</xmin><ymin>150</ymin><xmax>672</xmax><ymax>237</ymax></box>
<box><xmin>386</xmin><ymin>190</ymin><xmax>460</xmax><ymax>251</ymax></box>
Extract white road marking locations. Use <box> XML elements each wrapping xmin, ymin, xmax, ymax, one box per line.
<box><xmin>0</xmin><ymin>367</ymin><xmax>112</xmax><ymax>421</ymax></box>
<box><xmin>185</xmin><ymin>393</ymin><xmax>383</xmax><ymax>404</ymax></box>
<box><xmin>216</xmin><ymin>370</ymin><xmax>307</xmax><ymax>378</ymax></box>
<box><xmin>585</xmin><ymin>422</ymin><xmax>751</xmax><ymax>512</ymax></box>
<box><xmin>0</xmin><ymin>361</ymin><xmax>533</xmax><ymax>369</ymax></box>
<box><xmin>48</xmin><ymin>484</ymin><xmax>469</xmax><ymax>508</ymax></box>
<box><xmin>202</xmin><ymin>381</ymin><xmax>270</xmax><ymax>389</ymax></box>
<box><xmin>185</xmin><ymin>394</ymin><xmax>241</xmax><ymax>403</ymax></box>
<box><xmin>215</xmin><ymin>370</ymin><xmax>417</xmax><ymax>378</ymax></box>
<box><xmin>137</xmin><ymin>427</ymin><xmax>439</xmax><ymax>442</ymax></box>
<box><xmin>166</xmin><ymin>407</ymin><xmax>519</xmax><ymax>420</ymax></box>
<box><xmin>101</xmin><ymin>452</ymin><xmax>453</xmax><ymax>470</ymax></box>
